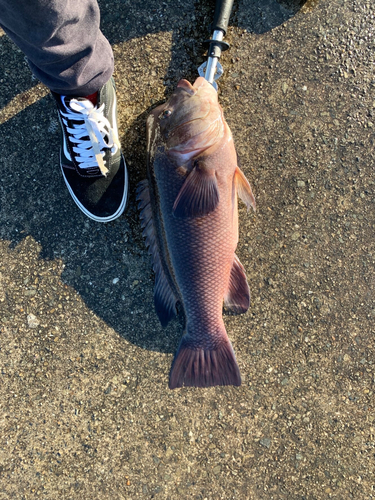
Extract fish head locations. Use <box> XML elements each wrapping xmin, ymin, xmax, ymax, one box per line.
<box><xmin>155</xmin><ymin>77</ymin><xmax>226</xmax><ymax>162</ymax></box>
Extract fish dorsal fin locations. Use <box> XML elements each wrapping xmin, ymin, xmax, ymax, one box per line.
<box><xmin>172</xmin><ymin>162</ymin><xmax>219</xmax><ymax>218</ymax></box>
<box><xmin>224</xmin><ymin>254</ymin><xmax>250</xmax><ymax>314</ymax></box>
<box><xmin>235</xmin><ymin>166</ymin><xmax>256</xmax><ymax>212</ymax></box>
<box><xmin>136</xmin><ymin>180</ymin><xmax>178</xmax><ymax>327</ymax></box>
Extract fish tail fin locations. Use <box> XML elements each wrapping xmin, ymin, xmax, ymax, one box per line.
<box><xmin>169</xmin><ymin>332</ymin><xmax>241</xmax><ymax>389</ymax></box>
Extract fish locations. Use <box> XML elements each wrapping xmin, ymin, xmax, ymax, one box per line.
<box><xmin>137</xmin><ymin>77</ymin><xmax>255</xmax><ymax>389</ymax></box>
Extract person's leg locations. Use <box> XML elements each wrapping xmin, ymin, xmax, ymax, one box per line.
<box><xmin>0</xmin><ymin>0</ymin><xmax>128</xmax><ymax>222</ymax></box>
<box><xmin>0</xmin><ymin>0</ymin><xmax>113</xmax><ymax>95</ymax></box>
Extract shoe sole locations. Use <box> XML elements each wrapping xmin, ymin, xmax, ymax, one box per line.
<box><xmin>60</xmin><ymin>151</ymin><xmax>128</xmax><ymax>223</ymax></box>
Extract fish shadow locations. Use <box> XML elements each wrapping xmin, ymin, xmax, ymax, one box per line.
<box><xmin>0</xmin><ymin>0</ymin><xmax>309</xmax><ymax>353</ymax></box>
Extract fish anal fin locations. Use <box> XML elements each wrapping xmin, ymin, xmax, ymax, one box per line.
<box><xmin>173</xmin><ymin>163</ymin><xmax>219</xmax><ymax>218</ymax></box>
<box><xmin>235</xmin><ymin>166</ymin><xmax>256</xmax><ymax>212</ymax></box>
<box><xmin>224</xmin><ymin>254</ymin><xmax>250</xmax><ymax>315</ymax></box>
<box><xmin>169</xmin><ymin>335</ymin><xmax>241</xmax><ymax>389</ymax></box>
<box><xmin>136</xmin><ymin>180</ymin><xmax>178</xmax><ymax>327</ymax></box>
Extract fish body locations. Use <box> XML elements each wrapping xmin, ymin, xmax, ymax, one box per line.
<box><xmin>137</xmin><ymin>77</ymin><xmax>255</xmax><ymax>389</ymax></box>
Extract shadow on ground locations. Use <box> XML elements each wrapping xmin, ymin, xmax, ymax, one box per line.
<box><xmin>1</xmin><ymin>1</ymin><xmax>375</xmax><ymax>498</ymax></box>
<box><xmin>0</xmin><ymin>0</ymin><xmax>310</xmax><ymax>353</ymax></box>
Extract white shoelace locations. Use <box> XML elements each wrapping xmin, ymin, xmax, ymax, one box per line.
<box><xmin>60</xmin><ymin>98</ymin><xmax>120</xmax><ymax>176</ymax></box>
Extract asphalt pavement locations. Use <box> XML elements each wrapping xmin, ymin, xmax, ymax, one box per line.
<box><xmin>0</xmin><ymin>0</ymin><xmax>374</xmax><ymax>498</ymax></box>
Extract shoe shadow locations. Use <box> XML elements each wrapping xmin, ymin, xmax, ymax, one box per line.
<box><xmin>0</xmin><ymin>0</ymin><xmax>311</xmax><ymax>353</ymax></box>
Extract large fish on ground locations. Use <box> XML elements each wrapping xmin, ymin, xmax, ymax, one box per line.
<box><xmin>137</xmin><ymin>77</ymin><xmax>255</xmax><ymax>389</ymax></box>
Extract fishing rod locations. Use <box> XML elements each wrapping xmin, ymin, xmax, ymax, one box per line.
<box><xmin>198</xmin><ymin>0</ymin><xmax>235</xmax><ymax>90</ymax></box>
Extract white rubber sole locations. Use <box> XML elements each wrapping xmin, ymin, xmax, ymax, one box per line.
<box><xmin>60</xmin><ymin>154</ymin><xmax>128</xmax><ymax>223</ymax></box>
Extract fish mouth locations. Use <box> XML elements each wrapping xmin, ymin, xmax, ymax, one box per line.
<box><xmin>159</xmin><ymin>83</ymin><xmax>207</xmax><ymax>140</ymax></box>
<box><xmin>176</xmin><ymin>79</ymin><xmax>196</xmax><ymax>95</ymax></box>
<box><xmin>177</xmin><ymin>77</ymin><xmax>214</xmax><ymax>94</ymax></box>
<box><xmin>161</xmin><ymin>77</ymin><xmax>223</xmax><ymax>156</ymax></box>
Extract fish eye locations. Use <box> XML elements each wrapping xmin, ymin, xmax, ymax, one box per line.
<box><xmin>161</xmin><ymin>109</ymin><xmax>172</xmax><ymax>119</ymax></box>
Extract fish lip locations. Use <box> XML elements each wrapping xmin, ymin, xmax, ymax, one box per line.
<box><xmin>176</xmin><ymin>79</ymin><xmax>196</xmax><ymax>95</ymax></box>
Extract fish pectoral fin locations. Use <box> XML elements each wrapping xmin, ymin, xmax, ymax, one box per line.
<box><xmin>172</xmin><ymin>164</ymin><xmax>219</xmax><ymax>218</ymax></box>
<box><xmin>235</xmin><ymin>166</ymin><xmax>256</xmax><ymax>212</ymax></box>
<box><xmin>137</xmin><ymin>179</ymin><xmax>178</xmax><ymax>327</ymax></box>
<box><xmin>224</xmin><ymin>254</ymin><xmax>250</xmax><ymax>314</ymax></box>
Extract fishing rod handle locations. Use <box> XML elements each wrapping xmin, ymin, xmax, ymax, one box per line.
<box><xmin>212</xmin><ymin>0</ymin><xmax>235</xmax><ymax>35</ymax></box>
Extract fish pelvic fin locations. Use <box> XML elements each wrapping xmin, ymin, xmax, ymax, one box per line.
<box><xmin>235</xmin><ymin>166</ymin><xmax>256</xmax><ymax>212</ymax></box>
<box><xmin>224</xmin><ymin>254</ymin><xmax>250</xmax><ymax>314</ymax></box>
<box><xmin>172</xmin><ymin>162</ymin><xmax>219</xmax><ymax>218</ymax></box>
<box><xmin>169</xmin><ymin>333</ymin><xmax>241</xmax><ymax>389</ymax></box>
<box><xmin>137</xmin><ymin>179</ymin><xmax>178</xmax><ymax>327</ymax></box>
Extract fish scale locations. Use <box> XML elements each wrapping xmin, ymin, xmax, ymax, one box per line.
<box><xmin>153</xmin><ymin>145</ymin><xmax>236</xmax><ymax>349</ymax></box>
<box><xmin>137</xmin><ymin>77</ymin><xmax>255</xmax><ymax>389</ymax></box>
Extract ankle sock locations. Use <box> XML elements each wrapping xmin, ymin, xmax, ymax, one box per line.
<box><xmin>85</xmin><ymin>91</ymin><xmax>98</xmax><ymax>106</ymax></box>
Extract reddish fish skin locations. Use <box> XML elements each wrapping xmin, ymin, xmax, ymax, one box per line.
<box><xmin>137</xmin><ymin>77</ymin><xmax>255</xmax><ymax>389</ymax></box>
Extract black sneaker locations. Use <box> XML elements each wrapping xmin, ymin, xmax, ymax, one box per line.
<box><xmin>52</xmin><ymin>78</ymin><xmax>128</xmax><ymax>222</ymax></box>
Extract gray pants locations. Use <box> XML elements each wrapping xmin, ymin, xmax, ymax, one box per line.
<box><xmin>0</xmin><ymin>0</ymin><xmax>113</xmax><ymax>95</ymax></box>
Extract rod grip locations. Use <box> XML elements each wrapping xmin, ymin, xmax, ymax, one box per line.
<box><xmin>212</xmin><ymin>0</ymin><xmax>235</xmax><ymax>35</ymax></box>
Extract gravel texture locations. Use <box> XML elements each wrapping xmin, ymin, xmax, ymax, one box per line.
<box><xmin>0</xmin><ymin>0</ymin><xmax>374</xmax><ymax>498</ymax></box>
